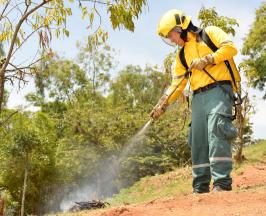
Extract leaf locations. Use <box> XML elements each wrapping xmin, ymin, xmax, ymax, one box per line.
<box><xmin>63</xmin><ymin>28</ymin><xmax>69</xmax><ymax>37</ymax></box>
<box><xmin>89</xmin><ymin>12</ymin><xmax>94</xmax><ymax>25</ymax></box>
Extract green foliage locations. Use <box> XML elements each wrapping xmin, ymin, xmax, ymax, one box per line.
<box><xmin>109</xmin><ymin>65</ymin><xmax>165</xmax><ymax>108</ymax></box>
<box><xmin>0</xmin><ymin>111</ymin><xmax>57</xmax><ymax>214</ymax></box>
<box><xmin>198</xmin><ymin>7</ymin><xmax>239</xmax><ymax>36</ymax></box>
<box><xmin>0</xmin><ymin>44</ymin><xmax>4</xmax><ymax>58</ymax></box>
<box><xmin>33</xmin><ymin>57</ymin><xmax>88</xmax><ymax>102</ymax></box>
<box><xmin>0</xmin><ymin>0</ymin><xmax>147</xmax><ymax>47</ymax></box>
<box><xmin>0</xmin><ymin>5</ymin><xmax>257</xmax><ymax>215</ymax></box>
<box><xmin>119</xmin><ymin>106</ymin><xmax>190</xmax><ymax>185</ymax></box>
<box><xmin>0</xmin><ymin>0</ymin><xmax>148</xmax><ymax>112</ymax></box>
<box><xmin>108</xmin><ymin>0</ymin><xmax>148</xmax><ymax>31</ymax></box>
<box><xmin>105</xmin><ymin>65</ymin><xmax>191</xmax><ymax>189</ymax></box>
<box><xmin>3</xmin><ymin>41</ymin><xmax>190</xmax><ymax>213</ymax></box>
<box><xmin>241</xmin><ymin>2</ymin><xmax>266</xmax><ymax>98</ymax></box>
<box><xmin>77</xmin><ymin>40</ymin><xmax>116</xmax><ymax>92</ymax></box>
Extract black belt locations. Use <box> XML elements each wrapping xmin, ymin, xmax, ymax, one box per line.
<box><xmin>193</xmin><ymin>80</ymin><xmax>231</xmax><ymax>95</ymax></box>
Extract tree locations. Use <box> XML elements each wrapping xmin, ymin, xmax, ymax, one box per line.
<box><xmin>198</xmin><ymin>7</ymin><xmax>239</xmax><ymax>36</ymax></box>
<box><xmin>0</xmin><ymin>0</ymin><xmax>148</xmax><ymax>112</ymax></box>
<box><xmin>234</xmin><ymin>92</ymin><xmax>255</xmax><ymax>162</ymax></box>
<box><xmin>109</xmin><ymin>65</ymin><xmax>165</xmax><ymax>108</ymax></box>
<box><xmin>241</xmin><ymin>2</ymin><xmax>266</xmax><ymax>98</ymax></box>
<box><xmin>0</xmin><ymin>111</ymin><xmax>57</xmax><ymax>215</ymax></box>
<box><xmin>108</xmin><ymin>65</ymin><xmax>190</xmax><ymax>188</ymax></box>
<box><xmin>29</xmin><ymin>56</ymin><xmax>89</xmax><ymax>103</ymax></box>
<box><xmin>77</xmin><ymin>40</ymin><xmax>116</xmax><ymax>93</ymax></box>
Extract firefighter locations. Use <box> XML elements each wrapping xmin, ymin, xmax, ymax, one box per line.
<box><xmin>150</xmin><ymin>9</ymin><xmax>241</xmax><ymax>193</ymax></box>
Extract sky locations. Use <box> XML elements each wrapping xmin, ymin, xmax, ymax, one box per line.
<box><xmin>6</xmin><ymin>0</ymin><xmax>265</xmax><ymax>139</ymax></box>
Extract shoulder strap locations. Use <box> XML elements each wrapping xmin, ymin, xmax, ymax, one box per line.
<box><xmin>200</xmin><ymin>29</ymin><xmax>218</xmax><ymax>52</ymax></box>
<box><xmin>179</xmin><ymin>46</ymin><xmax>189</xmax><ymax>71</ymax></box>
<box><xmin>200</xmin><ymin>29</ymin><xmax>237</xmax><ymax>90</ymax></box>
<box><xmin>178</xmin><ymin>46</ymin><xmax>191</xmax><ymax>111</ymax></box>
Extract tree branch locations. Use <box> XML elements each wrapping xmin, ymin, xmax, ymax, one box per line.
<box><xmin>11</xmin><ymin>26</ymin><xmax>45</xmax><ymax>57</ymax></box>
<box><xmin>0</xmin><ymin>0</ymin><xmax>52</xmax><ymax>111</ymax></box>
<box><xmin>1</xmin><ymin>0</ymin><xmax>52</xmax><ymax>76</ymax></box>
<box><xmin>3</xmin><ymin>2</ymin><xmax>25</xmax><ymax>18</ymax></box>
<box><xmin>7</xmin><ymin>57</ymin><xmax>44</xmax><ymax>73</ymax></box>
<box><xmin>78</xmin><ymin>0</ymin><xmax>109</xmax><ymax>6</ymax></box>
<box><xmin>0</xmin><ymin>0</ymin><xmax>11</xmax><ymax>21</ymax></box>
<box><xmin>0</xmin><ymin>110</ymin><xmax>18</xmax><ymax>126</ymax></box>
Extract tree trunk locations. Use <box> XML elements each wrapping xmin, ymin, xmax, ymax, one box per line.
<box><xmin>0</xmin><ymin>196</ymin><xmax>4</xmax><ymax>216</ymax></box>
<box><xmin>235</xmin><ymin>104</ymin><xmax>244</xmax><ymax>162</ymax></box>
<box><xmin>0</xmin><ymin>59</ymin><xmax>6</xmax><ymax>112</ymax></box>
<box><xmin>21</xmin><ymin>165</ymin><xmax>28</xmax><ymax>216</ymax></box>
<box><xmin>234</xmin><ymin>87</ymin><xmax>252</xmax><ymax>163</ymax></box>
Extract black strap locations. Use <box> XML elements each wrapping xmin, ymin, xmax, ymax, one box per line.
<box><xmin>179</xmin><ymin>47</ymin><xmax>189</xmax><ymax>70</ymax></box>
<box><xmin>224</xmin><ymin>60</ymin><xmax>237</xmax><ymax>90</ymax></box>
<box><xmin>199</xmin><ymin>29</ymin><xmax>217</xmax><ymax>52</ymax></box>
<box><xmin>178</xmin><ymin>29</ymin><xmax>241</xmax><ymax>101</ymax></box>
<box><xmin>200</xmin><ymin>29</ymin><xmax>237</xmax><ymax>90</ymax></box>
<box><xmin>177</xmin><ymin>28</ymin><xmax>242</xmax><ymax>120</ymax></box>
<box><xmin>178</xmin><ymin>48</ymin><xmax>191</xmax><ymax>113</ymax></box>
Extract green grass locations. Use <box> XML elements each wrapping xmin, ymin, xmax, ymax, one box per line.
<box><xmin>106</xmin><ymin>166</ymin><xmax>191</xmax><ymax>206</ymax></box>
<box><xmin>242</xmin><ymin>140</ymin><xmax>266</xmax><ymax>163</ymax></box>
<box><xmin>234</xmin><ymin>140</ymin><xmax>266</xmax><ymax>173</ymax></box>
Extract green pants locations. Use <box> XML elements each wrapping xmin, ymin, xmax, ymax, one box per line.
<box><xmin>189</xmin><ymin>84</ymin><xmax>237</xmax><ymax>193</ymax></box>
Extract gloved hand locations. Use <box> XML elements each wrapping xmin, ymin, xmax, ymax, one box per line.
<box><xmin>149</xmin><ymin>94</ymin><xmax>168</xmax><ymax>120</ymax></box>
<box><xmin>189</xmin><ymin>54</ymin><xmax>214</xmax><ymax>70</ymax></box>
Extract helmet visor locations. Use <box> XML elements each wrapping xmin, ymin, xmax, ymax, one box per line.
<box><xmin>160</xmin><ymin>37</ymin><xmax>177</xmax><ymax>47</ymax></box>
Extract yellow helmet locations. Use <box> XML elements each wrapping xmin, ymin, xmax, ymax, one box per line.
<box><xmin>157</xmin><ymin>9</ymin><xmax>191</xmax><ymax>38</ymax></box>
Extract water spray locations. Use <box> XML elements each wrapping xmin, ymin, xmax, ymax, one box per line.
<box><xmin>59</xmin><ymin>71</ymin><xmax>191</xmax><ymax>212</ymax></box>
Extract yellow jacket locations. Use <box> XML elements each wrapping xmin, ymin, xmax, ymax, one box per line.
<box><xmin>165</xmin><ymin>26</ymin><xmax>241</xmax><ymax>104</ymax></box>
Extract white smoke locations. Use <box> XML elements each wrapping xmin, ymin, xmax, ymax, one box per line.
<box><xmin>60</xmin><ymin>185</ymin><xmax>96</xmax><ymax>212</ymax></box>
<box><xmin>58</xmin><ymin>120</ymin><xmax>152</xmax><ymax>212</ymax></box>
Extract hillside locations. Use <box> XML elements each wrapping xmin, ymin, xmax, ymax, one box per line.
<box><xmin>57</xmin><ymin>140</ymin><xmax>266</xmax><ymax>216</ymax></box>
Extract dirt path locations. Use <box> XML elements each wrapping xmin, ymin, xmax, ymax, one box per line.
<box><xmin>70</xmin><ymin>161</ymin><xmax>266</xmax><ymax>216</ymax></box>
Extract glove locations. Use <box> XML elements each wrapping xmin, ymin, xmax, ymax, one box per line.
<box><xmin>149</xmin><ymin>94</ymin><xmax>168</xmax><ymax>120</ymax></box>
<box><xmin>189</xmin><ymin>54</ymin><xmax>214</xmax><ymax>70</ymax></box>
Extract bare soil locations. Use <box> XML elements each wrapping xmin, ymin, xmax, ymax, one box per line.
<box><xmin>68</xmin><ymin>161</ymin><xmax>266</xmax><ymax>216</ymax></box>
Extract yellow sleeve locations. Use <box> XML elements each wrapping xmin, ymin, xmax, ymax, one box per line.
<box><xmin>165</xmin><ymin>53</ymin><xmax>188</xmax><ymax>104</ymax></box>
<box><xmin>205</xmin><ymin>26</ymin><xmax>238</xmax><ymax>64</ymax></box>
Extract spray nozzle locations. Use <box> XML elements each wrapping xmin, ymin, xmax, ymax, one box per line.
<box><xmin>148</xmin><ymin>118</ymin><xmax>155</xmax><ymax>124</ymax></box>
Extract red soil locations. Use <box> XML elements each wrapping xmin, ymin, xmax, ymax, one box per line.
<box><xmin>79</xmin><ymin>161</ymin><xmax>266</xmax><ymax>216</ymax></box>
